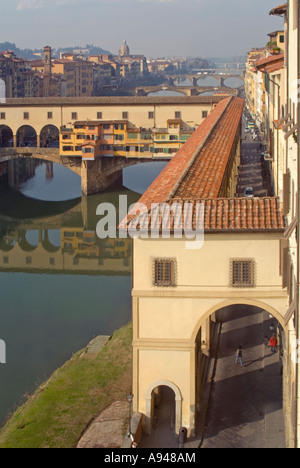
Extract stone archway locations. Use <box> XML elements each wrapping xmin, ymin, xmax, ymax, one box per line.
<box><xmin>40</xmin><ymin>125</ymin><xmax>59</xmax><ymax>148</ymax></box>
<box><xmin>191</xmin><ymin>298</ymin><xmax>287</xmax><ymax>342</ymax></box>
<box><xmin>0</xmin><ymin>125</ymin><xmax>13</xmax><ymax>147</ymax></box>
<box><xmin>17</xmin><ymin>125</ymin><xmax>37</xmax><ymax>148</ymax></box>
<box><xmin>145</xmin><ymin>380</ymin><xmax>182</xmax><ymax>435</ymax></box>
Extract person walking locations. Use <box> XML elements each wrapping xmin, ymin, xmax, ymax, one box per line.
<box><xmin>235</xmin><ymin>346</ymin><xmax>244</xmax><ymax>367</ymax></box>
<box><xmin>270</xmin><ymin>334</ymin><xmax>278</xmax><ymax>354</ymax></box>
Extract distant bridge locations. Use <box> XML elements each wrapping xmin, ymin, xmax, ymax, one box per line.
<box><xmin>136</xmin><ymin>85</ymin><xmax>240</xmax><ymax>97</ymax></box>
<box><xmin>165</xmin><ymin>73</ymin><xmax>245</xmax><ymax>88</ymax></box>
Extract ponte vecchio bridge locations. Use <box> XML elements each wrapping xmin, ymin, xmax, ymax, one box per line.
<box><xmin>0</xmin><ymin>95</ymin><xmax>228</xmax><ymax>194</ymax></box>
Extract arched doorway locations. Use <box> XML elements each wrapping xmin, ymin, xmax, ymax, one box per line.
<box><xmin>144</xmin><ymin>380</ymin><xmax>182</xmax><ymax>437</ymax></box>
<box><xmin>40</xmin><ymin>125</ymin><xmax>59</xmax><ymax>148</ymax></box>
<box><xmin>0</xmin><ymin>125</ymin><xmax>13</xmax><ymax>147</ymax></box>
<box><xmin>198</xmin><ymin>304</ymin><xmax>286</xmax><ymax>448</ymax></box>
<box><xmin>17</xmin><ymin>126</ymin><xmax>37</xmax><ymax>148</ymax></box>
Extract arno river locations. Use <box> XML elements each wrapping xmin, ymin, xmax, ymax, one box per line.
<box><xmin>0</xmin><ymin>158</ymin><xmax>167</xmax><ymax>426</ymax></box>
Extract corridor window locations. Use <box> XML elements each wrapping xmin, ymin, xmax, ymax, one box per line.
<box><xmin>231</xmin><ymin>259</ymin><xmax>255</xmax><ymax>288</ymax></box>
<box><xmin>153</xmin><ymin>259</ymin><xmax>176</xmax><ymax>287</ymax></box>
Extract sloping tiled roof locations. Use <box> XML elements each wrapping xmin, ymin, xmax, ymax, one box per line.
<box><xmin>125</xmin><ymin>96</ymin><xmax>244</xmax><ymax>215</ymax></box>
<box><xmin>255</xmin><ymin>54</ymin><xmax>284</xmax><ymax>69</ymax></box>
<box><xmin>120</xmin><ymin>198</ymin><xmax>285</xmax><ymax>232</ymax></box>
<box><xmin>264</xmin><ymin>59</ymin><xmax>285</xmax><ymax>74</ymax></box>
<box><xmin>269</xmin><ymin>4</ymin><xmax>287</xmax><ymax>15</ymax></box>
<box><xmin>119</xmin><ymin>96</ymin><xmax>285</xmax><ymax>234</ymax></box>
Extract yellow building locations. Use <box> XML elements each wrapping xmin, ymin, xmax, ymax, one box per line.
<box><xmin>60</xmin><ymin>118</ymin><xmax>194</xmax><ymax>160</ymax></box>
<box><xmin>267</xmin><ymin>30</ymin><xmax>285</xmax><ymax>54</ymax></box>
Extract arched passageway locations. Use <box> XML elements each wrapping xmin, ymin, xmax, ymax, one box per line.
<box><xmin>200</xmin><ymin>304</ymin><xmax>286</xmax><ymax>448</ymax></box>
<box><xmin>17</xmin><ymin>126</ymin><xmax>37</xmax><ymax>148</ymax></box>
<box><xmin>40</xmin><ymin>125</ymin><xmax>59</xmax><ymax>148</ymax></box>
<box><xmin>0</xmin><ymin>125</ymin><xmax>13</xmax><ymax>147</ymax></box>
<box><xmin>140</xmin><ymin>381</ymin><xmax>181</xmax><ymax>448</ymax></box>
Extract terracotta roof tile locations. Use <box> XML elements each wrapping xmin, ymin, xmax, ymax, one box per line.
<box><xmin>120</xmin><ymin>198</ymin><xmax>285</xmax><ymax>232</ymax></box>
<box><xmin>255</xmin><ymin>54</ymin><xmax>284</xmax><ymax>69</ymax></box>
<box><xmin>269</xmin><ymin>4</ymin><xmax>287</xmax><ymax>15</ymax></box>
<box><xmin>119</xmin><ymin>96</ymin><xmax>285</xmax><ymax>234</ymax></box>
<box><xmin>126</xmin><ymin>96</ymin><xmax>243</xmax><ymax>219</ymax></box>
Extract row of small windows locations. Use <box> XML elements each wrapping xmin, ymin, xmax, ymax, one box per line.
<box><xmin>61</xmin><ymin>145</ymin><xmax>179</xmax><ymax>154</ymax></box>
<box><xmin>153</xmin><ymin>259</ymin><xmax>255</xmax><ymax>288</ymax></box>
<box><xmin>0</xmin><ymin>110</ymin><xmax>209</xmax><ymax>121</ymax></box>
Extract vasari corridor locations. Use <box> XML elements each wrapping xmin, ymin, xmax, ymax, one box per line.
<box><xmin>0</xmin><ymin>0</ymin><xmax>299</xmax><ymax>454</ymax></box>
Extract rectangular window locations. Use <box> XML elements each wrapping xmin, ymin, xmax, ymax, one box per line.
<box><xmin>47</xmin><ymin>112</ymin><xmax>53</xmax><ymax>119</ymax></box>
<box><xmin>0</xmin><ymin>113</ymin><xmax>6</xmax><ymax>120</ymax></box>
<box><xmin>122</xmin><ymin>112</ymin><xmax>128</xmax><ymax>119</ymax></box>
<box><xmin>24</xmin><ymin>112</ymin><xmax>29</xmax><ymax>120</ymax></box>
<box><xmin>231</xmin><ymin>260</ymin><xmax>255</xmax><ymax>288</ymax></box>
<box><xmin>202</xmin><ymin>111</ymin><xmax>208</xmax><ymax>118</ymax></box>
<box><xmin>72</xmin><ymin>112</ymin><xmax>78</xmax><ymax>120</ymax></box>
<box><xmin>153</xmin><ymin>259</ymin><xmax>176</xmax><ymax>287</ymax></box>
<box><xmin>148</xmin><ymin>111</ymin><xmax>154</xmax><ymax>119</ymax></box>
<box><xmin>97</xmin><ymin>112</ymin><xmax>103</xmax><ymax>119</ymax></box>
<box><xmin>175</xmin><ymin>112</ymin><xmax>181</xmax><ymax>119</ymax></box>
<box><xmin>82</xmin><ymin>147</ymin><xmax>94</xmax><ymax>154</ymax></box>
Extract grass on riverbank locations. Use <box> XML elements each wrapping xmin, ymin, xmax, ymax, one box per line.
<box><xmin>0</xmin><ymin>323</ymin><xmax>132</xmax><ymax>448</ymax></box>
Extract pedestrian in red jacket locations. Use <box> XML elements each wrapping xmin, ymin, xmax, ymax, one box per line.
<box><xmin>270</xmin><ymin>335</ymin><xmax>277</xmax><ymax>354</ymax></box>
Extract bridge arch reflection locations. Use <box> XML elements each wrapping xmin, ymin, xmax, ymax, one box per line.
<box><xmin>0</xmin><ymin>186</ymin><xmax>140</xmax><ymax>276</ymax></box>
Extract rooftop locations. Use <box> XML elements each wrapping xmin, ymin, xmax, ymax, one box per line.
<box><xmin>125</xmin><ymin>96</ymin><xmax>244</xmax><ymax>214</ymax></box>
<box><xmin>0</xmin><ymin>95</ymin><xmax>227</xmax><ymax>108</ymax></box>
<box><xmin>120</xmin><ymin>198</ymin><xmax>285</xmax><ymax>233</ymax></box>
<box><xmin>255</xmin><ymin>54</ymin><xmax>284</xmax><ymax>69</ymax></box>
<box><xmin>120</xmin><ymin>96</ymin><xmax>285</xmax><ymax>234</ymax></box>
<box><xmin>269</xmin><ymin>4</ymin><xmax>287</xmax><ymax>15</ymax></box>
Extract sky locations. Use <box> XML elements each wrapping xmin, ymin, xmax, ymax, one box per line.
<box><xmin>0</xmin><ymin>0</ymin><xmax>284</xmax><ymax>58</ymax></box>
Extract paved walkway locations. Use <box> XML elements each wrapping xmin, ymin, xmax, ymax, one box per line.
<box><xmin>237</xmin><ymin>115</ymin><xmax>273</xmax><ymax>198</ymax></box>
<box><xmin>201</xmin><ymin>306</ymin><xmax>286</xmax><ymax>448</ymax></box>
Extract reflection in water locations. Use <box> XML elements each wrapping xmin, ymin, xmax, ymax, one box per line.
<box><xmin>0</xmin><ymin>189</ymin><xmax>138</xmax><ymax>276</ymax></box>
<box><xmin>0</xmin><ymin>158</ymin><xmax>164</xmax><ymax>427</ymax></box>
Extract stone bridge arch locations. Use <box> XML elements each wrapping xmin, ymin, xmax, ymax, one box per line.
<box><xmin>223</xmin><ymin>75</ymin><xmax>245</xmax><ymax>88</ymax></box>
